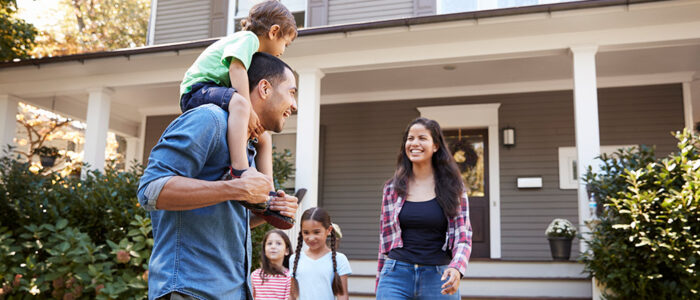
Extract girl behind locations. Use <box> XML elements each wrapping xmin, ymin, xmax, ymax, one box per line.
<box><xmin>291</xmin><ymin>207</ymin><xmax>352</xmax><ymax>300</ymax></box>
<box><xmin>252</xmin><ymin>230</ymin><xmax>293</xmax><ymax>300</ymax></box>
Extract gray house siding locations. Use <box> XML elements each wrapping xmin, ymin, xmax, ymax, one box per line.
<box><xmin>320</xmin><ymin>84</ymin><xmax>684</xmax><ymax>260</ymax></box>
<box><xmin>153</xmin><ymin>0</ymin><xmax>213</xmax><ymax>45</ymax></box>
<box><xmin>308</xmin><ymin>0</ymin><xmax>436</xmax><ymax>27</ymax></box>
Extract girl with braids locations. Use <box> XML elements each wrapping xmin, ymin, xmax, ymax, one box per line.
<box><xmin>290</xmin><ymin>207</ymin><xmax>352</xmax><ymax>300</ymax></box>
<box><xmin>252</xmin><ymin>230</ymin><xmax>293</xmax><ymax>300</ymax></box>
<box><xmin>376</xmin><ymin>117</ymin><xmax>472</xmax><ymax>299</ymax></box>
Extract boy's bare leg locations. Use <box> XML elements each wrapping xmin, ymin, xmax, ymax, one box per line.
<box><xmin>227</xmin><ymin>93</ymin><xmax>255</xmax><ymax>177</ymax></box>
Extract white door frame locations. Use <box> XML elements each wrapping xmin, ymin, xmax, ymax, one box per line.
<box><xmin>417</xmin><ymin>103</ymin><xmax>502</xmax><ymax>259</ymax></box>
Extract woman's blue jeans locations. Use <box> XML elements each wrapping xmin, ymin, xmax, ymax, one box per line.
<box><xmin>376</xmin><ymin>259</ymin><xmax>460</xmax><ymax>300</ymax></box>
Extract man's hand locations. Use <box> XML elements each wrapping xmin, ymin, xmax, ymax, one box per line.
<box><xmin>440</xmin><ymin>267</ymin><xmax>461</xmax><ymax>295</ymax></box>
<box><xmin>247</xmin><ymin>109</ymin><xmax>264</xmax><ymax>139</ymax></box>
<box><xmin>237</xmin><ymin>170</ymin><xmax>273</xmax><ymax>204</ymax></box>
<box><xmin>268</xmin><ymin>190</ymin><xmax>298</xmax><ymax>218</ymax></box>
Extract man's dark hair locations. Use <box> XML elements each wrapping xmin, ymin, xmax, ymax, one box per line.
<box><xmin>248</xmin><ymin>52</ymin><xmax>293</xmax><ymax>90</ymax></box>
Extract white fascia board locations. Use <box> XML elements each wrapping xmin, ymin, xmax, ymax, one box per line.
<box><xmin>322</xmin><ymin>72</ymin><xmax>695</xmax><ymax>105</ymax></box>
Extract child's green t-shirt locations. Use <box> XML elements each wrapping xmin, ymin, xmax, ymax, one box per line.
<box><xmin>179</xmin><ymin>31</ymin><xmax>259</xmax><ymax>97</ymax></box>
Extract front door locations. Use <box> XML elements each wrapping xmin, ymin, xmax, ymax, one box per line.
<box><xmin>444</xmin><ymin>129</ymin><xmax>490</xmax><ymax>258</ymax></box>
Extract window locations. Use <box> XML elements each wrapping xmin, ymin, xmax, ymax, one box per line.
<box><xmin>229</xmin><ymin>0</ymin><xmax>306</xmax><ymax>34</ymax></box>
<box><xmin>558</xmin><ymin>145</ymin><xmax>635</xmax><ymax>189</ymax></box>
<box><xmin>438</xmin><ymin>0</ymin><xmax>579</xmax><ymax>14</ymax></box>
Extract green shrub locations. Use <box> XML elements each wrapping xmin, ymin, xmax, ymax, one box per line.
<box><xmin>582</xmin><ymin>129</ymin><xmax>700</xmax><ymax>299</ymax></box>
<box><xmin>0</xmin><ymin>153</ymin><xmax>150</xmax><ymax>299</ymax></box>
<box><xmin>0</xmin><ymin>145</ymin><xmax>294</xmax><ymax>299</ymax></box>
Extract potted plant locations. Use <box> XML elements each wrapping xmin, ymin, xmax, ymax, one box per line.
<box><xmin>545</xmin><ymin>218</ymin><xmax>577</xmax><ymax>261</ymax></box>
<box><xmin>34</xmin><ymin>146</ymin><xmax>61</xmax><ymax>168</ymax></box>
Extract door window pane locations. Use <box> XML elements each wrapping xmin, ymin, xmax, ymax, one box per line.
<box><xmin>444</xmin><ymin>130</ymin><xmax>485</xmax><ymax>197</ymax></box>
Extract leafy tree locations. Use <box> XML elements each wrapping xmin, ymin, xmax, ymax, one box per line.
<box><xmin>0</xmin><ymin>0</ymin><xmax>37</xmax><ymax>61</ymax></box>
<box><xmin>31</xmin><ymin>0</ymin><xmax>151</xmax><ymax>58</ymax></box>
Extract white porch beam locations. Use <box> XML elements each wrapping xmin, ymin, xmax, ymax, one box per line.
<box><xmin>84</xmin><ymin>88</ymin><xmax>113</xmax><ymax>171</ymax></box>
<box><xmin>683</xmin><ymin>82</ymin><xmax>694</xmax><ymax>131</ymax></box>
<box><xmin>570</xmin><ymin>45</ymin><xmax>601</xmax><ymax>252</ymax></box>
<box><xmin>290</xmin><ymin>68</ymin><xmax>324</xmax><ymax>246</ymax></box>
<box><xmin>0</xmin><ymin>95</ymin><xmax>19</xmax><ymax>151</ymax></box>
<box><xmin>322</xmin><ymin>71</ymin><xmax>696</xmax><ymax>105</ymax></box>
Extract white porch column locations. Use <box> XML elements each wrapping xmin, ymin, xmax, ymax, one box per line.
<box><xmin>84</xmin><ymin>88</ymin><xmax>113</xmax><ymax>171</ymax></box>
<box><xmin>683</xmin><ymin>82</ymin><xmax>694</xmax><ymax>131</ymax></box>
<box><xmin>0</xmin><ymin>95</ymin><xmax>19</xmax><ymax>151</ymax></box>
<box><xmin>125</xmin><ymin>136</ymin><xmax>141</xmax><ymax>170</ymax></box>
<box><xmin>570</xmin><ymin>45</ymin><xmax>601</xmax><ymax>252</ymax></box>
<box><xmin>290</xmin><ymin>68</ymin><xmax>324</xmax><ymax>246</ymax></box>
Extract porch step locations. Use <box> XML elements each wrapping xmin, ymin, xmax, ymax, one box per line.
<box><xmin>348</xmin><ymin>260</ymin><xmax>592</xmax><ymax>299</ymax></box>
<box><xmin>350</xmin><ymin>294</ymin><xmax>590</xmax><ymax>300</ymax></box>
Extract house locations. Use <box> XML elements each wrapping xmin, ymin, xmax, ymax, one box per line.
<box><xmin>1</xmin><ymin>0</ymin><xmax>699</xmax><ymax>298</ymax></box>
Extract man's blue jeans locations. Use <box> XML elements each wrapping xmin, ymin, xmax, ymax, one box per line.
<box><xmin>376</xmin><ymin>259</ymin><xmax>460</xmax><ymax>300</ymax></box>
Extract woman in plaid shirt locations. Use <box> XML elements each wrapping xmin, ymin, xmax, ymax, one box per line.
<box><xmin>376</xmin><ymin>117</ymin><xmax>472</xmax><ymax>299</ymax></box>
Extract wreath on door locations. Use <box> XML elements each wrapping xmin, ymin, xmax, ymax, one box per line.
<box><xmin>450</xmin><ymin>139</ymin><xmax>478</xmax><ymax>173</ymax></box>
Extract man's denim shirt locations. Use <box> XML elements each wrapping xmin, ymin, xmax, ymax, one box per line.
<box><xmin>137</xmin><ymin>104</ymin><xmax>256</xmax><ymax>300</ymax></box>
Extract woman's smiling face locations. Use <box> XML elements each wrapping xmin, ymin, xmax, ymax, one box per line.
<box><xmin>404</xmin><ymin>123</ymin><xmax>438</xmax><ymax>165</ymax></box>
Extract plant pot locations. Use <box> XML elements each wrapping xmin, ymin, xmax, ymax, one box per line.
<box><xmin>548</xmin><ymin>237</ymin><xmax>573</xmax><ymax>261</ymax></box>
<box><xmin>40</xmin><ymin>155</ymin><xmax>56</xmax><ymax>168</ymax></box>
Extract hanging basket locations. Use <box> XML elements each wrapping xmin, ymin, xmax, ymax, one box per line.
<box><xmin>40</xmin><ymin>155</ymin><xmax>56</xmax><ymax>168</ymax></box>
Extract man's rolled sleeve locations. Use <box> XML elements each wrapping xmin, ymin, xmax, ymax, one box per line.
<box><xmin>137</xmin><ymin>176</ymin><xmax>173</xmax><ymax>211</ymax></box>
<box><xmin>136</xmin><ymin>105</ymin><xmax>225</xmax><ymax>211</ymax></box>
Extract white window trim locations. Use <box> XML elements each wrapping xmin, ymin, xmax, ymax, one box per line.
<box><xmin>227</xmin><ymin>0</ymin><xmax>236</xmax><ymax>36</ymax></box>
<box><xmin>417</xmin><ymin>103</ymin><xmax>502</xmax><ymax>259</ymax></box>
<box><xmin>558</xmin><ymin>145</ymin><xmax>636</xmax><ymax>189</ymax></box>
<box><xmin>147</xmin><ymin>0</ymin><xmax>158</xmax><ymax>45</ymax></box>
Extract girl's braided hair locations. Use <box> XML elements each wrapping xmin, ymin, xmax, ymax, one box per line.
<box><xmin>240</xmin><ymin>0</ymin><xmax>297</xmax><ymax>40</ymax></box>
<box><xmin>290</xmin><ymin>207</ymin><xmax>345</xmax><ymax>299</ymax></box>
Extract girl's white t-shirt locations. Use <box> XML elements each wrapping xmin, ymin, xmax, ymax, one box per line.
<box><xmin>290</xmin><ymin>251</ymin><xmax>352</xmax><ymax>300</ymax></box>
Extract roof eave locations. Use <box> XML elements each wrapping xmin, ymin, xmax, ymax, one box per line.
<box><xmin>0</xmin><ymin>0</ymin><xmax>664</xmax><ymax>69</ymax></box>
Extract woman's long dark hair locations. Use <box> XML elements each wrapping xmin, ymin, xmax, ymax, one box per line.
<box><xmin>259</xmin><ymin>229</ymin><xmax>292</xmax><ymax>284</ymax></box>
<box><xmin>291</xmin><ymin>207</ymin><xmax>345</xmax><ymax>299</ymax></box>
<box><xmin>392</xmin><ymin>117</ymin><xmax>463</xmax><ymax>218</ymax></box>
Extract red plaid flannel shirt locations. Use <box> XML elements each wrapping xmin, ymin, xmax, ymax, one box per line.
<box><xmin>376</xmin><ymin>180</ymin><xmax>472</xmax><ymax>289</ymax></box>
